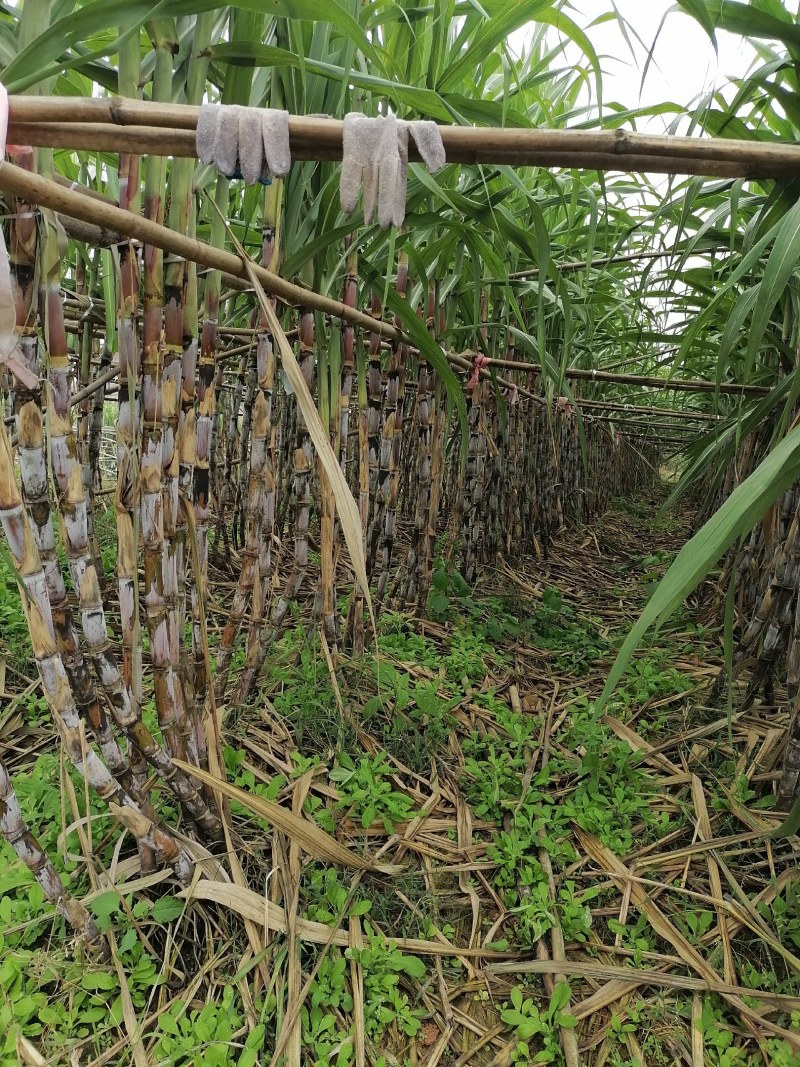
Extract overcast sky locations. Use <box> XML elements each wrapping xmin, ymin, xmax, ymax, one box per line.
<box><xmin>517</xmin><ymin>1</ymin><xmax>758</xmax><ymax>131</ymax></box>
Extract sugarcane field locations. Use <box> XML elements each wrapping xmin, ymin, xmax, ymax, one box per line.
<box><xmin>6</xmin><ymin>1</ymin><xmax>800</xmax><ymax>1064</ymax></box>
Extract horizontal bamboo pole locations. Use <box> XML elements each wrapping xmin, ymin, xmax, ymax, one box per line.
<box><xmin>508</xmin><ymin>250</ymin><xmax>670</xmax><ymax>280</ymax></box>
<box><xmin>70</xmin><ymin>361</ymin><xmax>119</xmax><ymax>406</ymax></box>
<box><xmin>576</xmin><ymin>399</ymin><xmax>722</xmax><ymax>421</ymax></box>
<box><xmin>8</xmin><ymin>96</ymin><xmax>800</xmax><ymax>177</ymax></box>
<box><xmin>455</xmin><ymin>352</ymin><xmax>770</xmax><ymax>397</ymax></box>
<box><xmin>589</xmin><ymin>416</ymin><xmax>696</xmax><ymax>434</ymax></box>
<box><xmin>557</xmin><ymin>366</ymin><xmax>770</xmax><ymax>397</ymax></box>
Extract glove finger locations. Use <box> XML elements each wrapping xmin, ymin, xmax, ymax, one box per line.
<box><xmin>375</xmin><ymin>115</ymin><xmax>401</xmax><ymax>228</ymax></box>
<box><xmin>362</xmin><ymin>154</ymin><xmax>379</xmax><ymax>224</ymax></box>
<box><xmin>367</xmin><ymin>116</ymin><xmax>393</xmax><ymax>224</ymax></box>
<box><xmin>342</xmin><ymin>113</ymin><xmax>382</xmax><ymax>217</ymax></box>
<box><xmin>214</xmin><ymin>104</ymin><xmax>242</xmax><ymax>177</ymax></box>
<box><xmin>409</xmin><ymin>120</ymin><xmax>446</xmax><ymax>172</ymax></box>
<box><xmin>239</xmin><ymin>107</ymin><xmax>264</xmax><ymax>184</ymax></box>
<box><xmin>196</xmin><ymin>103</ymin><xmax>220</xmax><ymax>165</ymax></box>
<box><xmin>262</xmin><ymin>108</ymin><xmax>291</xmax><ymax>178</ymax></box>
<box><xmin>340</xmin><ymin>112</ymin><xmax>366</xmax><ymax>214</ymax></box>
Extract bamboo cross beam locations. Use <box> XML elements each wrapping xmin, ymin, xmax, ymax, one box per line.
<box><xmin>454</xmin><ymin>352</ymin><xmax>771</xmax><ymax>397</ymax></box>
<box><xmin>7</xmin><ymin>95</ymin><xmax>800</xmax><ymax>178</ymax></box>
<box><xmin>589</xmin><ymin>417</ymin><xmax>697</xmax><ymax>435</ymax></box>
<box><xmin>576</xmin><ymin>400</ymin><xmax>724</xmax><ymax>421</ymax></box>
<box><xmin>0</xmin><ymin>159</ymin><xmax>407</xmax><ymax>344</ymax></box>
<box><xmin>508</xmin><ymin>250</ymin><xmax>671</xmax><ymax>280</ymax></box>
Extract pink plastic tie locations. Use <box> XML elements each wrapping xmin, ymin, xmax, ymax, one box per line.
<box><xmin>466</xmin><ymin>353</ymin><xmax>490</xmax><ymax>393</ymax></box>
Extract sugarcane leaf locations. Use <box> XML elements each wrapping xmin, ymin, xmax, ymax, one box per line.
<box><xmin>2</xmin><ymin>1</ymin><xmax>167</xmax><ymax>92</ymax></box>
<box><xmin>674</xmin><ymin>0</ymin><xmax>718</xmax><ymax>43</ymax></box>
<box><xmin>437</xmin><ymin>0</ymin><xmax>556</xmax><ymax>93</ymax></box>
<box><xmin>771</xmin><ymin>794</ymin><xmax>800</xmax><ymax>839</ymax></box>
<box><xmin>209</xmin><ymin>42</ymin><xmax>450</xmax><ymax>120</ymax></box>
<box><xmin>598</xmin><ymin>423</ymin><xmax>800</xmax><ymax>710</ymax></box>
<box><xmin>745</xmin><ymin>196</ymin><xmax>800</xmax><ymax>373</ymax></box>
<box><xmin>174</xmin><ymin>761</ymin><xmax>392</xmax><ymax>870</ymax></box>
<box><xmin>677</xmin><ymin>0</ymin><xmax>800</xmax><ymax>53</ymax></box>
<box><xmin>256</xmin><ymin>273</ymin><xmax>376</xmax><ymax>631</ymax></box>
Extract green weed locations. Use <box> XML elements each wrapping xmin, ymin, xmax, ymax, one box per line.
<box><xmin>501</xmin><ymin>982</ymin><xmax>577</xmax><ymax>1064</ymax></box>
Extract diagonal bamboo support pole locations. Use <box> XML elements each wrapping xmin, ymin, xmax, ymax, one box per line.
<box><xmin>0</xmin><ymin>161</ymin><xmax>773</xmax><ymax>400</ymax></box>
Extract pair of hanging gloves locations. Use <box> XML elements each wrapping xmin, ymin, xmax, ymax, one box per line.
<box><xmin>340</xmin><ymin>113</ymin><xmax>446</xmax><ymax>228</ymax></box>
<box><xmin>196</xmin><ymin>103</ymin><xmax>291</xmax><ymax>185</ymax></box>
<box><xmin>196</xmin><ymin>105</ymin><xmax>446</xmax><ymax>229</ymax></box>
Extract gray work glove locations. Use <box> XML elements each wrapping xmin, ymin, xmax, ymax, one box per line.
<box><xmin>197</xmin><ymin>103</ymin><xmax>291</xmax><ymax>184</ymax></box>
<box><xmin>340</xmin><ymin>113</ymin><xmax>446</xmax><ymax>229</ymax></box>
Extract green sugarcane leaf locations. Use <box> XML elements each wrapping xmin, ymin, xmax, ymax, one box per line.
<box><xmin>598</xmin><ymin>423</ymin><xmax>800</xmax><ymax>710</ymax></box>
<box><xmin>771</xmin><ymin>794</ymin><xmax>800</xmax><ymax>839</ymax></box>
<box><xmin>675</xmin><ymin>0</ymin><xmax>718</xmax><ymax>43</ymax></box>
<box><xmin>209</xmin><ymin>42</ymin><xmax>449</xmax><ymax>120</ymax></box>
<box><xmin>678</xmin><ymin>0</ymin><xmax>800</xmax><ymax>53</ymax></box>
<box><xmin>745</xmin><ymin>196</ymin><xmax>800</xmax><ymax>374</ymax></box>
<box><xmin>437</xmin><ymin>0</ymin><xmax>555</xmax><ymax>92</ymax></box>
<box><xmin>2</xmin><ymin>0</ymin><xmax>167</xmax><ymax>91</ymax></box>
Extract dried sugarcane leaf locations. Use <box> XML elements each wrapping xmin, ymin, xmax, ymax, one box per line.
<box><xmin>487</xmin><ymin>953</ymin><xmax>800</xmax><ymax>1010</ymax></box>
<box><xmin>210</xmin><ymin>200</ymin><xmax>376</xmax><ymax>637</ymax></box>
<box><xmin>179</xmin><ymin>879</ymin><xmax>349</xmax><ymax>945</ymax></box>
<box><xmin>574</xmin><ymin>826</ymin><xmax>800</xmax><ymax>1048</ymax></box>
<box><xmin>172</xmin><ymin>759</ymin><xmax>391</xmax><ymax>871</ymax></box>
<box><xmin>181</xmin><ymin>878</ymin><xmax>517</xmax><ymax>958</ymax></box>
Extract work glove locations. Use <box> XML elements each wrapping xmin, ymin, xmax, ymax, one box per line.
<box><xmin>339</xmin><ymin>113</ymin><xmax>446</xmax><ymax>229</ymax></box>
<box><xmin>197</xmin><ymin>104</ymin><xmax>291</xmax><ymax>185</ymax></box>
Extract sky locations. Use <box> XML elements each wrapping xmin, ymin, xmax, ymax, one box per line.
<box><xmin>517</xmin><ymin>1</ymin><xmax>758</xmax><ymax>131</ymax></box>
<box><xmin>510</xmin><ymin>3</ymin><xmax>760</xmax><ymax>340</ymax></box>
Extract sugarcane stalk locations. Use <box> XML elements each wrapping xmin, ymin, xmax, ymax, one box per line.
<box><xmin>317</xmin><ymin>313</ymin><xmax>338</xmax><ymax>649</ymax></box>
<box><xmin>268</xmin><ymin>304</ymin><xmax>315</xmax><ymax>637</ymax></box>
<box><xmin>47</xmin><ymin>359</ymin><xmax>222</xmax><ymax>837</ymax></box>
<box><xmin>420</xmin><ymin>281</ymin><xmax>446</xmax><ymax>611</ymax></box>
<box><xmin>0</xmin><ymin>754</ymin><xmax>105</xmax><ymax>953</ymax></box>
<box><xmin>214</xmin><ymin>373</ymin><xmax>268</xmax><ymax>697</ymax></box>
<box><xmin>5</xmin><ymin>145</ymin><xmax>137</xmax><ymax>823</ymax></box>
<box><xmin>0</xmin><ymin>421</ymin><xmax>193</xmax><ymax>879</ymax></box>
<box><xmin>375</xmin><ymin>253</ymin><xmax>410</xmax><ymax>605</ymax></box>
<box><xmin>139</xmin><ymin>20</ymin><xmax>197</xmax><ymax>769</ymax></box>
<box><xmin>88</xmin><ymin>343</ymin><xmax>111</xmax><ymax>491</ymax></box>
<box><xmin>237</xmin><ymin>181</ymin><xmax>282</xmax><ymax>704</ymax></box>
<box><xmin>112</xmin><ymin>23</ymin><xmax>155</xmax><ymax>870</ymax></box>
<box><xmin>162</xmin><ymin>13</ymin><xmax>209</xmax><ymax>765</ymax></box>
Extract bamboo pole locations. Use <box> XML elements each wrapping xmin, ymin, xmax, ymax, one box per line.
<box><xmin>575</xmin><ymin>400</ymin><xmax>722</xmax><ymax>421</ymax></box>
<box><xmin>0</xmin><ymin>161</ymin><xmax>773</xmax><ymax>400</ymax></box>
<box><xmin>448</xmin><ymin>352</ymin><xmax>770</xmax><ymax>397</ymax></box>
<box><xmin>507</xmin><ymin>250</ymin><xmax>671</xmax><ymax>280</ymax></box>
<box><xmin>0</xmin><ymin>160</ymin><xmax>405</xmax><ymax>341</ymax></box>
<box><xmin>8</xmin><ymin>96</ymin><xmax>800</xmax><ymax>177</ymax></box>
